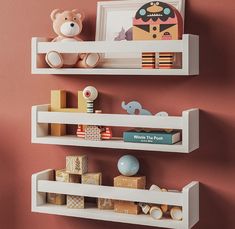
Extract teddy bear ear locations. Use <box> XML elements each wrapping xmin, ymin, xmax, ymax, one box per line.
<box><xmin>50</xmin><ymin>9</ymin><xmax>61</xmax><ymax>21</ymax></box>
<box><xmin>72</xmin><ymin>9</ymin><xmax>85</xmax><ymax>21</ymax></box>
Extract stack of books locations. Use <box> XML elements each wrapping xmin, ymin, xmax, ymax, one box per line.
<box><xmin>123</xmin><ymin>130</ymin><xmax>181</xmax><ymax>145</ymax></box>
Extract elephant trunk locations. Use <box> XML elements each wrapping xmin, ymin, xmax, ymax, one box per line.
<box><xmin>121</xmin><ymin>101</ymin><xmax>127</xmax><ymax>110</ymax></box>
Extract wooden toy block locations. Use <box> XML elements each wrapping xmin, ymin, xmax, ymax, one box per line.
<box><xmin>50</xmin><ymin>90</ymin><xmax>86</xmax><ymax>136</ymax></box>
<box><xmin>98</xmin><ymin>198</ymin><xmax>114</xmax><ymax>210</ymax></box>
<box><xmin>114</xmin><ymin>175</ymin><xmax>146</xmax><ymax>189</ymax></box>
<box><xmin>50</xmin><ymin>124</ymin><xmax>66</xmax><ymax>136</ymax></box>
<box><xmin>67</xmin><ymin>195</ymin><xmax>84</xmax><ymax>209</ymax></box>
<box><xmin>51</xmin><ymin>90</ymin><xmax>66</xmax><ymax>111</ymax></box>
<box><xmin>56</xmin><ymin>169</ymin><xmax>80</xmax><ymax>183</ymax></box>
<box><xmin>77</xmin><ymin>125</ymin><xmax>112</xmax><ymax>140</ymax></box>
<box><xmin>47</xmin><ymin>193</ymin><xmax>66</xmax><ymax>205</ymax></box>
<box><xmin>114</xmin><ymin>200</ymin><xmax>140</xmax><ymax>215</ymax></box>
<box><xmin>85</xmin><ymin>125</ymin><xmax>102</xmax><ymax>141</ymax></box>
<box><xmin>66</xmin><ymin>155</ymin><xmax>88</xmax><ymax>175</ymax></box>
<box><xmin>81</xmin><ymin>173</ymin><xmax>102</xmax><ymax>185</ymax></box>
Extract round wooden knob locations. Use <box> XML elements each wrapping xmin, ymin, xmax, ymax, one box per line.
<box><xmin>83</xmin><ymin>86</ymin><xmax>98</xmax><ymax>101</ymax></box>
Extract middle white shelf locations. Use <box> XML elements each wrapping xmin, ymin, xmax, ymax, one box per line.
<box><xmin>32</xmin><ymin>105</ymin><xmax>199</xmax><ymax>153</ymax></box>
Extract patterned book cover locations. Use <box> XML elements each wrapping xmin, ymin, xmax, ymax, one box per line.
<box><xmin>123</xmin><ymin>130</ymin><xmax>181</xmax><ymax>145</ymax></box>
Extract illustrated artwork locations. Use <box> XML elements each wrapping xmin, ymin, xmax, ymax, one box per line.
<box><xmin>133</xmin><ymin>1</ymin><xmax>183</xmax><ymax>69</ymax></box>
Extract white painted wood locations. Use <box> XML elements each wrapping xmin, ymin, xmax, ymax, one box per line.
<box><xmin>37</xmin><ymin>39</ymin><xmax>185</xmax><ymax>54</ymax></box>
<box><xmin>38</xmin><ymin>180</ymin><xmax>183</xmax><ymax>206</ymax></box>
<box><xmin>37</xmin><ymin>111</ymin><xmax>183</xmax><ymax>129</ymax></box>
<box><xmin>32</xmin><ymin>169</ymin><xmax>199</xmax><ymax>229</ymax></box>
<box><xmin>182</xmin><ymin>182</ymin><xmax>199</xmax><ymax>228</ymax></box>
<box><xmin>31</xmin><ymin>105</ymin><xmax>49</xmax><ymax>142</ymax></box>
<box><xmin>31</xmin><ymin>105</ymin><xmax>199</xmax><ymax>153</ymax></box>
<box><xmin>33</xmin><ymin>135</ymin><xmax>186</xmax><ymax>153</ymax></box>
<box><xmin>31</xmin><ymin>34</ymin><xmax>199</xmax><ymax>76</ymax></box>
<box><xmin>31</xmin><ymin>169</ymin><xmax>54</xmax><ymax>211</ymax></box>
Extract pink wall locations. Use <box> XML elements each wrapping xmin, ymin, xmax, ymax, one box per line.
<box><xmin>0</xmin><ymin>0</ymin><xmax>235</xmax><ymax>228</ymax></box>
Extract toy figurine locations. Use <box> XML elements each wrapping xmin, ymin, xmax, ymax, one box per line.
<box><xmin>122</xmin><ymin>101</ymin><xmax>152</xmax><ymax>115</ymax></box>
<box><xmin>83</xmin><ymin>86</ymin><xmax>98</xmax><ymax>113</ymax></box>
<box><xmin>45</xmin><ymin>9</ymin><xmax>100</xmax><ymax>68</ymax></box>
<box><xmin>132</xmin><ymin>1</ymin><xmax>183</xmax><ymax>69</ymax></box>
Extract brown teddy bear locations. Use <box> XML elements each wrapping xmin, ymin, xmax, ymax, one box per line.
<box><xmin>45</xmin><ymin>9</ymin><xmax>100</xmax><ymax>68</ymax></box>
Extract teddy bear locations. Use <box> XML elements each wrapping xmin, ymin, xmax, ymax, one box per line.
<box><xmin>45</xmin><ymin>9</ymin><xmax>100</xmax><ymax>68</ymax></box>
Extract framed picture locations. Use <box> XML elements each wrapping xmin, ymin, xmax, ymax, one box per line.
<box><xmin>96</xmin><ymin>0</ymin><xmax>185</xmax><ymax>68</ymax></box>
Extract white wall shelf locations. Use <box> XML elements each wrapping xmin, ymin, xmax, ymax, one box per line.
<box><xmin>32</xmin><ymin>169</ymin><xmax>199</xmax><ymax>229</ymax></box>
<box><xmin>31</xmin><ymin>105</ymin><xmax>199</xmax><ymax>153</ymax></box>
<box><xmin>31</xmin><ymin>34</ymin><xmax>199</xmax><ymax>76</ymax></box>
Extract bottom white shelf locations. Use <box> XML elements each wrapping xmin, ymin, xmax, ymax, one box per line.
<box><xmin>35</xmin><ymin>204</ymin><xmax>182</xmax><ymax>229</ymax></box>
<box><xmin>32</xmin><ymin>169</ymin><xmax>199</xmax><ymax>229</ymax></box>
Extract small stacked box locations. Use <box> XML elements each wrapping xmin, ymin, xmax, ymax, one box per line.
<box><xmin>65</xmin><ymin>155</ymin><xmax>88</xmax><ymax>209</ymax></box>
<box><xmin>81</xmin><ymin>173</ymin><xmax>114</xmax><ymax>210</ymax></box>
<box><xmin>114</xmin><ymin>175</ymin><xmax>146</xmax><ymax>214</ymax></box>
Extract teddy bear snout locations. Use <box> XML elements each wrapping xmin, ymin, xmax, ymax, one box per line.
<box><xmin>60</xmin><ymin>21</ymin><xmax>80</xmax><ymax>37</ymax></box>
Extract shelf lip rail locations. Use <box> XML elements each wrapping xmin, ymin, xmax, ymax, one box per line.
<box><xmin>35</xmin><ymin>35</ymin><xmax>194</xmax><ymax>54</ymax></box>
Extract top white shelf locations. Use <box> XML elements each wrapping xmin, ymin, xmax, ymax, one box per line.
<box><xmin>31</xmin><ymin>34</ymin><xmax>199</xmax><ymax>76</ymax></box>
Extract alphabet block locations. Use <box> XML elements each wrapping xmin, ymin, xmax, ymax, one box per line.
<box><xmin>50</xmin><ymin>90</ymin><xmax>87</xmax><ymax>136</ymax></box>
<box><xmin>98</xmin><ymin>198</ymin><xmax>114</xmax><ymax>210</ymax></box>
<box><xmin>67</xmin><ymin>195</ymin><xmax>84</xmax><ymax>209</ymax></box>
<box><xmin>47</xmin><ymin>193</ymin><xmax>66</xmax><ymax>205</ymax></box>
<box><xmin>66</xmin><ymin>155</ymin><xmax>88</xmax><ymax>175</ymax></box>
<box><xmin>114</xmin><ymin>175</ymin><xmax>146</xmax><ymax>189</ymax></box>
<box><xmin>114</xmin><ymin>200</ymin><xmax>140</xmax><ymax>215</ymax></box>
<box><xmin>81</xmin><ymin>173</ymin><xmax>102</xmax><ymax>185</ymax></box>
<box><xmin>56</xmin><ymin>169</ymin><xmax>80</xmax><ymax>183</ymax></box>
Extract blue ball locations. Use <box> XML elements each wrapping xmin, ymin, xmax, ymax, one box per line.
<box><xmin>118</xmin><ymin>155</ymin><xmax>139</xmax><ymax>176</ymax></box>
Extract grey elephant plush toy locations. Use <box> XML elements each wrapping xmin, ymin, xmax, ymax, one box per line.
<box><xmin>121</xmin><ymin>101</ymin><xmax>152</xmax><ymax>115</ymax></box>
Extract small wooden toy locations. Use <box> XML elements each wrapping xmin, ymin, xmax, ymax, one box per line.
<box><xmin>98</xmin><ymin>198</ymin><xmax>114</xmax><ymax>210</ymax></box>
<box><xmin>67</xmin><ymin>195</ymin><xmax>84</xmax><ymax>209</ymax></box>
<box><xmin>114</xmin><ymin>175</ymin><xmax>146</xmax><ymax>189</ymax></box>
<box><xmin>82</xmin><ymin>86</ymin><xmax>98</xmax><ymax>113</ymax></box>
<box><xmin>77</xmin><ymin>125</ymin><xmax>112</xmax><ymax>141</ymax></box>
<box><xmin>139</xmin><ymin>203</ymin><xmax>151</xmax><ymax>214</ymax></box>
<box><xmin>170</xmin><ymin>206</ymin><xmax>183</xmax><ymax>221</ymax></box>
<box><xmin>81</xmin><ymin>173</ymin><xmax>102</xmax><ymax>185</ymax></box>
<box><xmin>66</xmin><ymin>155</ymin><xmax>88</xmax><ymax>175</ymax></box>
<box><xmin>122</xmin><ymin>101</ymin><xmax>152</xmax><ymax>115</ymax></box>
<box><xmin>132</xmin><ymin>1</ymin><xmax>183</xmax><ymax>69</ymax></box>
<box><xmin>117</xmin><ymin>155</ymin><xmax>140</xmax><ymax>176</ymax></box>
<box><xmin>47</xmin><ymin>193</ymin><xmax>66</xmax><ymax>205</ymax></box>
<box><xmin>150</xmin><ymin>206</ymin><xmax>163</xmax><ymax>220</ymax></box>
<box><xmin>114</xmin><ymin>200</ymin><xmax>140</xmax><ymax>215</ymax></box>
<box><xmin>56</xmin><ymin>169</ymin><xmax>80</xmax><ymax>183</ymax></box>
<box><xmin>50</xmin><ymin>90</ymin><xmax>86</xmax><ymax>136</ymax></box>
<box><xmin>85</xmin><ymin>125</ymin><xmax>102</xmax><ymax>141</ymax></box>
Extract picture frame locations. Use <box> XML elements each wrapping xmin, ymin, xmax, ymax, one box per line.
<box><xmin>95</xmin><ymin>0</ymin><xmax>185</xmax><ymax>68</ymax></box>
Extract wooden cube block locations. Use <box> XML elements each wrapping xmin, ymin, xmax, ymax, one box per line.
<box><xmin>114</xmin><ymin>200</ymin><xmax>140</xmax><ymax>215</ymax></box>
<box><xmin>67</xmin><ymin>195</ymin><xmax>84</xmax><ymax>209</ymax></box>
<box><xmin>98</xmin><ymin>198</ymin><xmax>114</xmax><ymax>210</ymax></box>
<box><xmin>82</xmin><ymin>173</ymin><xmax>102</xmax><ymax>185</ymax></box>
<box><xmin>85</xmin><ymin>125</ymin><xmax>101</xmax><ymax>141</ymax></box>
<box><xmin>114</xmin><ymin>175</ymin><xmax>146</xmax><ymax>189</ymax></box>
<box><xmin>47</xmin><ymin>193</ymin><xmax>66</xmax><ymax>205</ymax></box>
<box><xmin>66</xmin><ymin>155</ymin><xmax>88</xmax><ymax>175</ymax></box>
<box><xmin>56</xmin><ymin>169</ymin><xmax>80</xmax><ymax>183</ymax></box>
